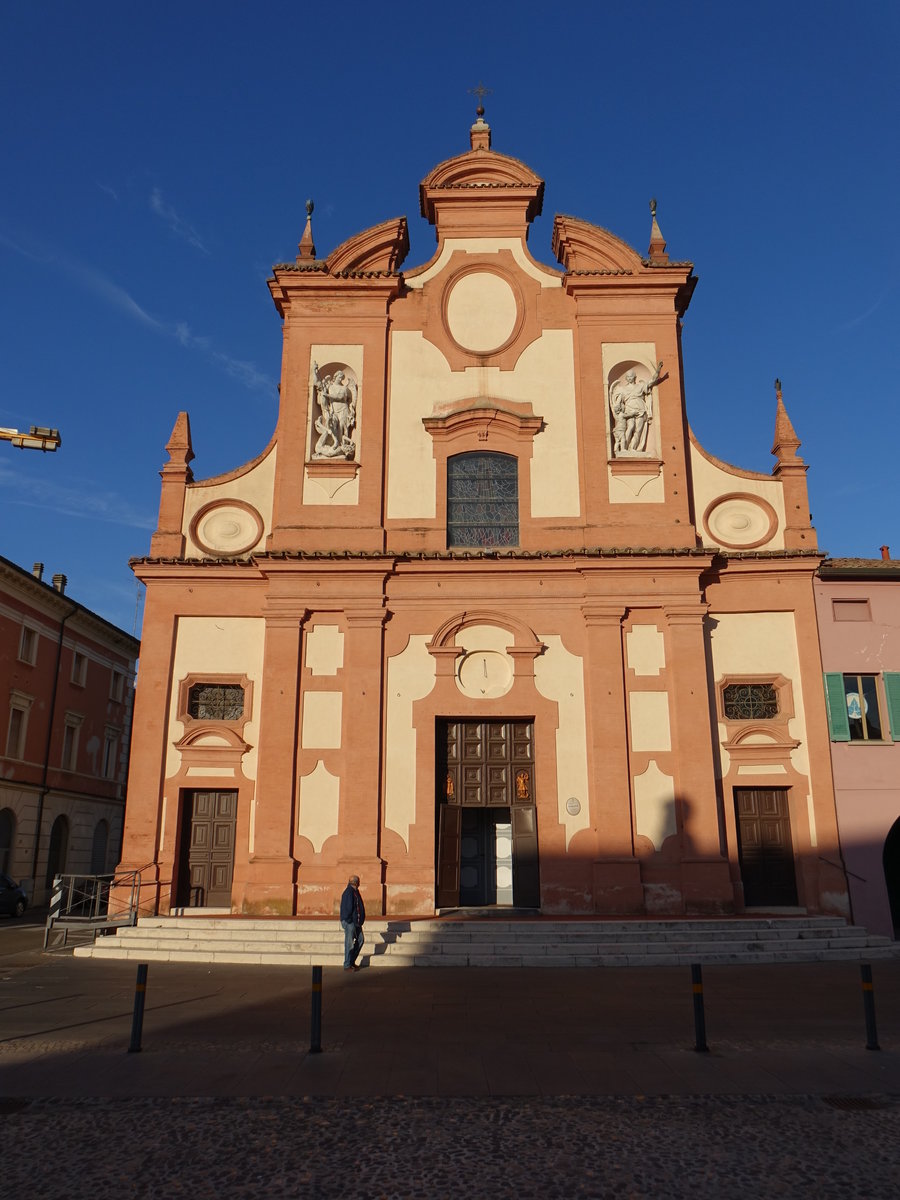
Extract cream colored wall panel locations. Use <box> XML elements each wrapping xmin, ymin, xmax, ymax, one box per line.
<box><xmin>185</xmin><ymin>766</ymin><xmax>235</xmax><ymax>777</ymax></box>
<box><xmin>302</xmin><ymin>344</ymin><xmax>364</xmax><ymax>506</ymax></box>
<box><xmin>737</xmin><ymin>764</ymin><xmax>788</xmax><ymax>776</ymax></box>
<box><xmin>182</xmin><ymin>446</ymin><xmax>275</xmax><ymax>554</ymax></box>
<box><xmin>384</xmin><ymin>636</ymin><xmax>437</xmax><ymax>848</ymax></box>
<box><xmin>807</xmin><ymin>794</ymin><xmax>818</xmax><ymax>848</ymax></box>
<box><xmin>629</xmin><ymin>692</ymin><xmax>672</xmax><ymax>752</ymax></box>
<box><xmin>626</xmin><ymin>625</ymin><xmax>666</xmax><ymax>676</ymax></box>
<box><xmin>708</xmin><ymin>610</ymin><xmax>815</xmax><ymax>842</ymax></box>
<box><xmin>690</xmin><ymin>443</ymin><xmax>786</xmax><ymax>551</ymax></box>
<box><xmin>386</xmin><ymin>329</ymin><xmax>580</xmax><ymax>520</ymax></box>
<box><xmin>159</xmin><ymin>795</ymin><xmax>167</xmax><ymax>856</ymax></box>
<box><xmin>407</xmin><ymin>238</ymin><xmax>562</xmax><ymax>288</ymax></box>
<box><xmin>166</xmin><ymin>617</ymin><xmax>265</xmax><ymax>782</ymax></box>
<box><xmin>534</xmin><ymin>635</ymin><xmax>589</xmax><ymax>848</ymax></box>
<box><xmin>633</xmin><ymin>760</ymin><xmax>677</xmax><ymax>850</ymax></box>
<box><xmin>305</xmin><ymin>624</ymin><xmax>344</xmax><ymax>676</ymax></box>
<box><xmin>298</xmin><ymin>760</ymin><xmax>340</xmax><ymax>854</ymax></box>
<box><xmin>386</xmin><ymin>333</ymin><xmax>443</xmax><ymax>519</ymax></box>
<box><xmin>516</xmin><ymin>332</ymin><xmax>579</xmax><ymax>517</ymax></box>
<box><xmin>301</xmin><ymin>691</ymin><xmax>343</xmax><ymax>749</ymax></box>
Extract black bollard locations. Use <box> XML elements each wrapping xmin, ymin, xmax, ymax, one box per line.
<box><xmin>691</xmin><ymin>963</ymin><xmax>709</xmax><ymax>1053</ymax></box>
<box><xmin>127</xmin><ymin>963</ymin><xmax>148</xmax><ymax>1053</ymax></box>
<box><xmin>310</xmin><ymin>964</ymin><xmax>323</xmax><ymax>1054</ymax></box>
<box><xmin>860</xmin><ymin>964</ymin><xmax>880</xmax><ymax>1051</ymax></box>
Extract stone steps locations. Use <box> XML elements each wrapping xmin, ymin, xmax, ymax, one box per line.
<box><xmin>74</xmin><ymin>915</ymin><xmax>900</xmax><ymax>967</ymax></box>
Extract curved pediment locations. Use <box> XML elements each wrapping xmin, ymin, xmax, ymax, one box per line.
<box><xmin>422</xmin><ymin>148</ymin><xmax>544</xmax><ymax>191</ymax></box>
<box><xmin>551</xmin><ymin>214</ymin><xmax>644</xmax><ymax>274</ymax></box>
<box><xmin>326</xmin><ymin>217</ymin><xmax>410</xmax><ymax>275</ymax></box>
<box><xmin>420</xmin><ymin>150</ymin><xmax>544</xmax><ymax>226</ymax></box>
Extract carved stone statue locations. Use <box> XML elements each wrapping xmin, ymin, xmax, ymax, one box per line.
<box><xmin>312</xmin><ymin>363</ymin><xmax>358</xmax><ymax>460</ymax></box>
<box><xmin>609</xmin><ymin>362</ymin><xmax>663</xmax><ymax>455</ymax></box>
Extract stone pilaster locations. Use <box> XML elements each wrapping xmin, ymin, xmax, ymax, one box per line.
<box><xmin>664</xmin><ymin>604</ymin><xmax>733</xmax><ymax>912</ymax></box>
<box><xmin>240</xmin><ymin>604</ymin><xmax>307</xmax><ymax>914</ymax></box>
<box><xmin>583</xmin><ymin>603</ymin><xmax>643</xmax><ymax>913</ymax></box>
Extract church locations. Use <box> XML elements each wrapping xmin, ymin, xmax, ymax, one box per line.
<box><xmin>119</xmin><ymin>109</ymin><xmax>848</xmax><ymax>922</ymax></box>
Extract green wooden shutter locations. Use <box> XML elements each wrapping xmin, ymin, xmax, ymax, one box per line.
<box><xmin>824</xmin><ymin>673</ymin><xmax>851</xmax><ymax>741</ymax></box>
<box><xmin>883</xmin><ymin>673</ymin><xmax>900</xmax><ymax>741</ymax></box>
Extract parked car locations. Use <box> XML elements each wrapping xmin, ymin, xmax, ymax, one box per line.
<box><xmin>0</xmin><ymin>874</ymin><xmax>27</xmax><ymax>917</ymax></box>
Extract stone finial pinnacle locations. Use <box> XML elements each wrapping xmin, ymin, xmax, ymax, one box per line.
<box><xmin>297</xmin><ymin>198</ymin><xmax>316</xmax><ymax>261</ymax></box>
<box><xmin>163</xmin><ymin>411</ymin><xmax>194</xmax><ymax>479</ymax></box>
<box><xmin>772</xmin><ymin>378</ymin><xmax>803</xmax><ymax>464</ymax></box>
<box><xmin>648</xmin><ymin>198</ymin><xmax>668</xmax><ymax>263</ymax></box>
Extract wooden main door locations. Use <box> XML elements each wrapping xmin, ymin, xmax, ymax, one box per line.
<box><xmin>734</xmin><ymin>788</ymin><xmax>798</xmax><ymax>907</ymax></box>
<box><xmin>178</xmin><ymin>790</ymin><xmax>237</xmax><ymax>908</ymax></box>
<box><xmin>436</xmin><ymin>720</ymin><xmax>540</xmax><ymax>909</ymax></box>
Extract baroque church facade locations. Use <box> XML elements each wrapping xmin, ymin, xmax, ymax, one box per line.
<box><xmin>120</xmin><ymin>113</ymin><xmax>848</xmax><ymax>921</ymax></box>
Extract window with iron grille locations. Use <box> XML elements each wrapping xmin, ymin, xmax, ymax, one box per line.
<box><xmin>722</xmin><ymin>683</ymin><xmax>779</xmax><ymax>720</ymax></box>
<box><xmin>447</xmin><ymin>452</ymin><xmax>518</xmax><ymax>549</ymax></box>
<box><xmin>188</xmin><ymin>683</ymin><xmax>245</xmax><ymax>721</ymax></box>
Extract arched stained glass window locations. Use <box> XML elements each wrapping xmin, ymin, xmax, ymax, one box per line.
<box><xmin>447</xmin><ymin>452</ymin><xmax>518</xmax><ymax>549</ymax></box>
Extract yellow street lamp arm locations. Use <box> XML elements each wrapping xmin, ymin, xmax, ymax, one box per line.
<box><xmin>0</xmin><ymin>425</ymin><xmax>61</xmax><ymax>452</ymax></box>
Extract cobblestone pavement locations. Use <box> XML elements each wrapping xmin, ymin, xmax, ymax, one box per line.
<box><xmin>3</xmin><ymin>1093</ymin><xmax>899</xmax><ymax>1199</ymax></box>
<box><xmin>3</xmin><ymin>943</ymin><xmax>900</xmax><ymax>1197</ymax></box>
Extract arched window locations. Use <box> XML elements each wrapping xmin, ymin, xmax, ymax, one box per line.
<box><xmin>447</xmin><ymin>452</ymin><xmax>518</xmax><ymax>549</ymax></box>
<box><xmin>0</xmin><ymin>808</ymin><xmax>14</xmax><ymax>875</ymax></box>
<box><xmin>90</xmin><ymin>820</ymin><xmax>110</xmax><ymax>875</ymax></box>
<box><xmin>45</xmin><ymin>815</ymin><xmax>69</xmax><ymax>888</ymax></box>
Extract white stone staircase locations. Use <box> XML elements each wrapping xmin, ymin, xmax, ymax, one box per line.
<box><xmin>73</xmin><ymin>914</ymin><xmax>900</xmax><ymax>968</ymax></box>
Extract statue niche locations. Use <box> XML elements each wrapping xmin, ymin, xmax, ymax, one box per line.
<box><xmin>310</xmin><ymin>361</ymin><xmax>359</xmax><ymax>461</ymax></box>
<box><xmin>608</xmin><ymin>360</ymin><xmax>663</xmax><ymax>458</ymax></box>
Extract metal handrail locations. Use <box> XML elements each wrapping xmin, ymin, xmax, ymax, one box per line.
<box><xmin>43</xmin><ymin>870</ymin><xmax>142</xmax><ymax>950</ymax></box>
<box><xmin>818</xmin><ymin>855</ymin><xmax>867</xmax><ymax>884</ymax></box>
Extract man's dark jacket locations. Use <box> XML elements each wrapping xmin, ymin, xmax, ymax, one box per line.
<box><xmin>340</xmin><ymin>885</ymin><xmax>365</xmax><ymax>927</ymax></box>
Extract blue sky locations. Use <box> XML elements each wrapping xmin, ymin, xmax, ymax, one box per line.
<box><xmin>1</xmin><ymin>2</ymin><xmax>898</xmax><ymax>633</ymax></box>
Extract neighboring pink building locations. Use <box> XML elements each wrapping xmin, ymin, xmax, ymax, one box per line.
<box><xmin>816</xmin><ymin>552</ymin><xmax>900</xmax><ymax>939</ymax></box>
<box><xmin>0</xmin><ymin>556</ymin><xmax>140</xmax><ymax>903</ymax></box>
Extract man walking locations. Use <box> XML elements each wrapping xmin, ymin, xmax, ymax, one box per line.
<box><xmin>339</xmin><ymin>874</ymin><xmax>365</xmax><ymax>971</ymax></box>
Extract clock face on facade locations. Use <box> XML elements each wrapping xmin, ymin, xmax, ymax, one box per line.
<box><xmin>456</xmin><ymin>649</ymin><xmax>514</xmax><ymax>698</ymax></box>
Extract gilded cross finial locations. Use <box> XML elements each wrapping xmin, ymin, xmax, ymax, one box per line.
<box><xmin>468</xmin><ymin>80</ymin><xmax>492</xmax><ymax>118</ymax></box>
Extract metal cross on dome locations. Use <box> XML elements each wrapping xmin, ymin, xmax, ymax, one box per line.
<box><xmin>468</xmin><ymin>80</ymin><xmax>492</xmax><ymax>116</ymax></box>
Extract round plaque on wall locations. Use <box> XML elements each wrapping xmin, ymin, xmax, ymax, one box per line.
<box><xmin>702</xmin><ymin>494</ymin><xmax>778</xmax><ymax>550</ymax></box>
<box><xmin>191</xmin><ymin>501</ymin><xmax>264</xmax><ymax>556</ymax></box>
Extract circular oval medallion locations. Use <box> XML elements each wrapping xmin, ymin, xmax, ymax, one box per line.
<box><xmin>445</xmin><ymin>271</ymin><xmax>519</xmax><ymax>353</ymax></box>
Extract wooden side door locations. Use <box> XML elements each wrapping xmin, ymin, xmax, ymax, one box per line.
<box><xmin>181</xmin><ymin>790</ymin><xmax>237</xmax><ymax>908</ymax></box>
<box><xmin>734</xmin><ymin>787</ymin><xmax>798</xmax><ymax>906</ymax></box>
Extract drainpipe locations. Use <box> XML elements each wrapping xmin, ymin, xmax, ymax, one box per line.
<box><xmin>29</xmin><ymin>595</ymin><xmax>77</xmax><ymax>896</ymax></box>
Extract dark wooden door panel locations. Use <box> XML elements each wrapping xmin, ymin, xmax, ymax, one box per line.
<box><xmin>511</xmin><ymin>805</ymin><xmax>540</xmax><ymax>907</ymax></box>
<box><xmin>735</xmin><ymin>788</ymin><xmax>797</xmax><ymax>906</ymax></box>
<box><xmin>436</xmin><ymin>804</ymin><xmax>462</xmax><ymax>908</ymax></box>
<box><xmin>180</xmin><ymin>790</ymin><xmax>237</xmax><ymax>908</ymax></box>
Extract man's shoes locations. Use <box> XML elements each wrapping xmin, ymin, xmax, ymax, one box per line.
<box><xmin>344</xmin><ymin>964</ymin><xmax>361</xmax><ymax>972</ymax></box>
